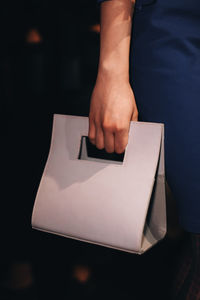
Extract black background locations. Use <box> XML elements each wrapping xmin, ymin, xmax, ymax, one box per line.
<box><xmin>1</xmin><ymin>1</ymin><xmax>188</xmax><ymax>299</ymax></box>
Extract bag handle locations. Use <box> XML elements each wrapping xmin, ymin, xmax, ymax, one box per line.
<box><xmin>53</xmin><ymin>114</ymin><xmax>163</xmax><ymax>178</ymax></box>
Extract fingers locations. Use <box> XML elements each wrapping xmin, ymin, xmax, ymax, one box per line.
<box><xmin>96</xmin><ymin>126</ymin><xmax>104</xmax><ymax>150</ymax></box>
<box><xmin>89</xmin><ymin>118</ymin><xmax>105</xmax><ymax>149</ymax></box>
<box><xmin>114</xmin><ymin>127</ymin><xmax>129</xmax><ymax>154</ymax></box>
<box><xmin>89</xmin><ymin>117</ymin><xmax>128</xmax><ymax>154</ymax></box>
<box><xmin>89</xmin><ymin>116</ymin><xmax>115</xmax><ymax>152</ymax></box>
<box><xmin>88</xmin><ymin>117</ymin><xmax>96</xmax><ymax>145</ymax></box>
<box><xmin>103</xmin><ymin>129</ymin><xmax>115</xmax><ymax>153</ymax></box>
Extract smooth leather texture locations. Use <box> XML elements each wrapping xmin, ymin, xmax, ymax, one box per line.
<box><xmin>31</xmin><ymin>114</ymin><xmax>166</xmax><ymax>254</ymax></box>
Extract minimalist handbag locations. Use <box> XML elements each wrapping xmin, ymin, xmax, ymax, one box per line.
<box><xmin>31</xmin><ymin>114</ymin><xmax>166</xmax><ymax>254</ymax></box>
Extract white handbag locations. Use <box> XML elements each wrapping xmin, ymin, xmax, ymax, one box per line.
<box><xmin>31</xmin><ymin>114</ymin><xmax>166</xmax><ymax>254</ymax></box>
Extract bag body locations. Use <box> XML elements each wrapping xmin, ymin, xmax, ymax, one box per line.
<box><xmin>32</xmin><ymin>114</ymin><xmax>166</xmax><ymax>254</ymax></box>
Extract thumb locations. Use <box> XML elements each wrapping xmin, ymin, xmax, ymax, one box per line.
<box><xmin>131</xmin><ymin>108</ymin><xmax>138</xmax><ymax>121</ymax></box>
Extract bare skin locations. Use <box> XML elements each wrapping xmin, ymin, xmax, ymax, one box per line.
<box><xmin>88</xmin><ymin>0</ymin><xmax>138</xmax><ymax>154</ymax></box>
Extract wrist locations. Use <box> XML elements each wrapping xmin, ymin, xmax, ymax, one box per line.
<box><xmin>97</xmin><ymin>59</ymin><xmax>130</xmax><ymax>82</ymax></box>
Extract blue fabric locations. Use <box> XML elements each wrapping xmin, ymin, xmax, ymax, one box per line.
<box><xmin>129</xmin><ymin>0</ymin><xmax>200</xmax><ymax>233</ymax></box>
<box><xmin>96</xmin><ymin>0</ymin><xmax>200</xmax><ymax>232</ymax></box>
<box><xmin>97</xmin><ymin>0</ymin><xmax>108</xmax><ymax>3</ymax></box>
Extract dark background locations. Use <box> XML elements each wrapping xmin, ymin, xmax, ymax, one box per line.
<box><xmin>1</xmin><ymin>1</ymin><xmax>189</xmax><ymax>299</ymax></box>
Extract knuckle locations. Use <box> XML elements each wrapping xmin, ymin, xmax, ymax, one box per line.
<box><xmin>115</xmin><ymin>125</ymin><xmax>126</xmax><ymax>132</ymax></box>
<box><xmin>102</xmin><ymin>122</ymin><xmax>127</xmax><ymax>133</ymax></box>
<box><xmin>94</xmin><ymin>119</ymin><xmax>101</xmax><ymax>127</ymax></box>
<box><xmin>102</xmin><ymin>121</ymin><xmax>113</xmax><ymax>131</ymax></box>
<box><xmin>89</xmin><ymin>113</ymin><xmax>94</xmax><ymax>122</ymax></box>
<box><xmin>89</xmin><ymin>114</ymin><xmax>100</xmax><ymax>126</ymax></box>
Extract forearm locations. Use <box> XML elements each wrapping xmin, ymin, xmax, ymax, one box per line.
<box><xmin>98</xmin><ymin>0</ymin><xmax>135</xmax><ymax>81</ymax></box>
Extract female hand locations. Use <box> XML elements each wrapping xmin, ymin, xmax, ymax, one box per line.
<box><xmin>88</xmin><ymin>73</ymin><xmax>138</xmax><ymax>154</ymax></box>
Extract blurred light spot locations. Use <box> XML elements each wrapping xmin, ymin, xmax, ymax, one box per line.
<box><xmin>26</xmin><ymin>29</ymin><xmax>43</xmax><ymax>44</ymax></box>
<box><xmin>90</xmin><ymin>24</ymin><xmax>100</xmax><ymax>34</ymax></box>
<box><xmin>72</xmin><ymin>265</ymin><xmax>91</xmax><ymax>284</ymax></box>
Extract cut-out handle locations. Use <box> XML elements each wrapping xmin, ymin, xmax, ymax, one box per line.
<box><xmin>78</xmin><ymin>136</ymin><xmax>124</xmax><ymax>164</ymax></box>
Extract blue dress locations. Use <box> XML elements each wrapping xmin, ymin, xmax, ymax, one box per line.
<box><xmin>97</xmin><ymin>0</ymin><xmax>200</xmax><ymax>233</ymax></box>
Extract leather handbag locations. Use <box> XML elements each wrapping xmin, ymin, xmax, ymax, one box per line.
<box><xmin>31</xmin><ymin>114</ymin><xmax>166</xmax><ymax>254</ymax></box>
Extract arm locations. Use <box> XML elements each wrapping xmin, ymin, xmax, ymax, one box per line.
<box><xmin>88</xmin><ymin>0</ymin><xmax>138</xmax><ymax>154</ymax></box>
